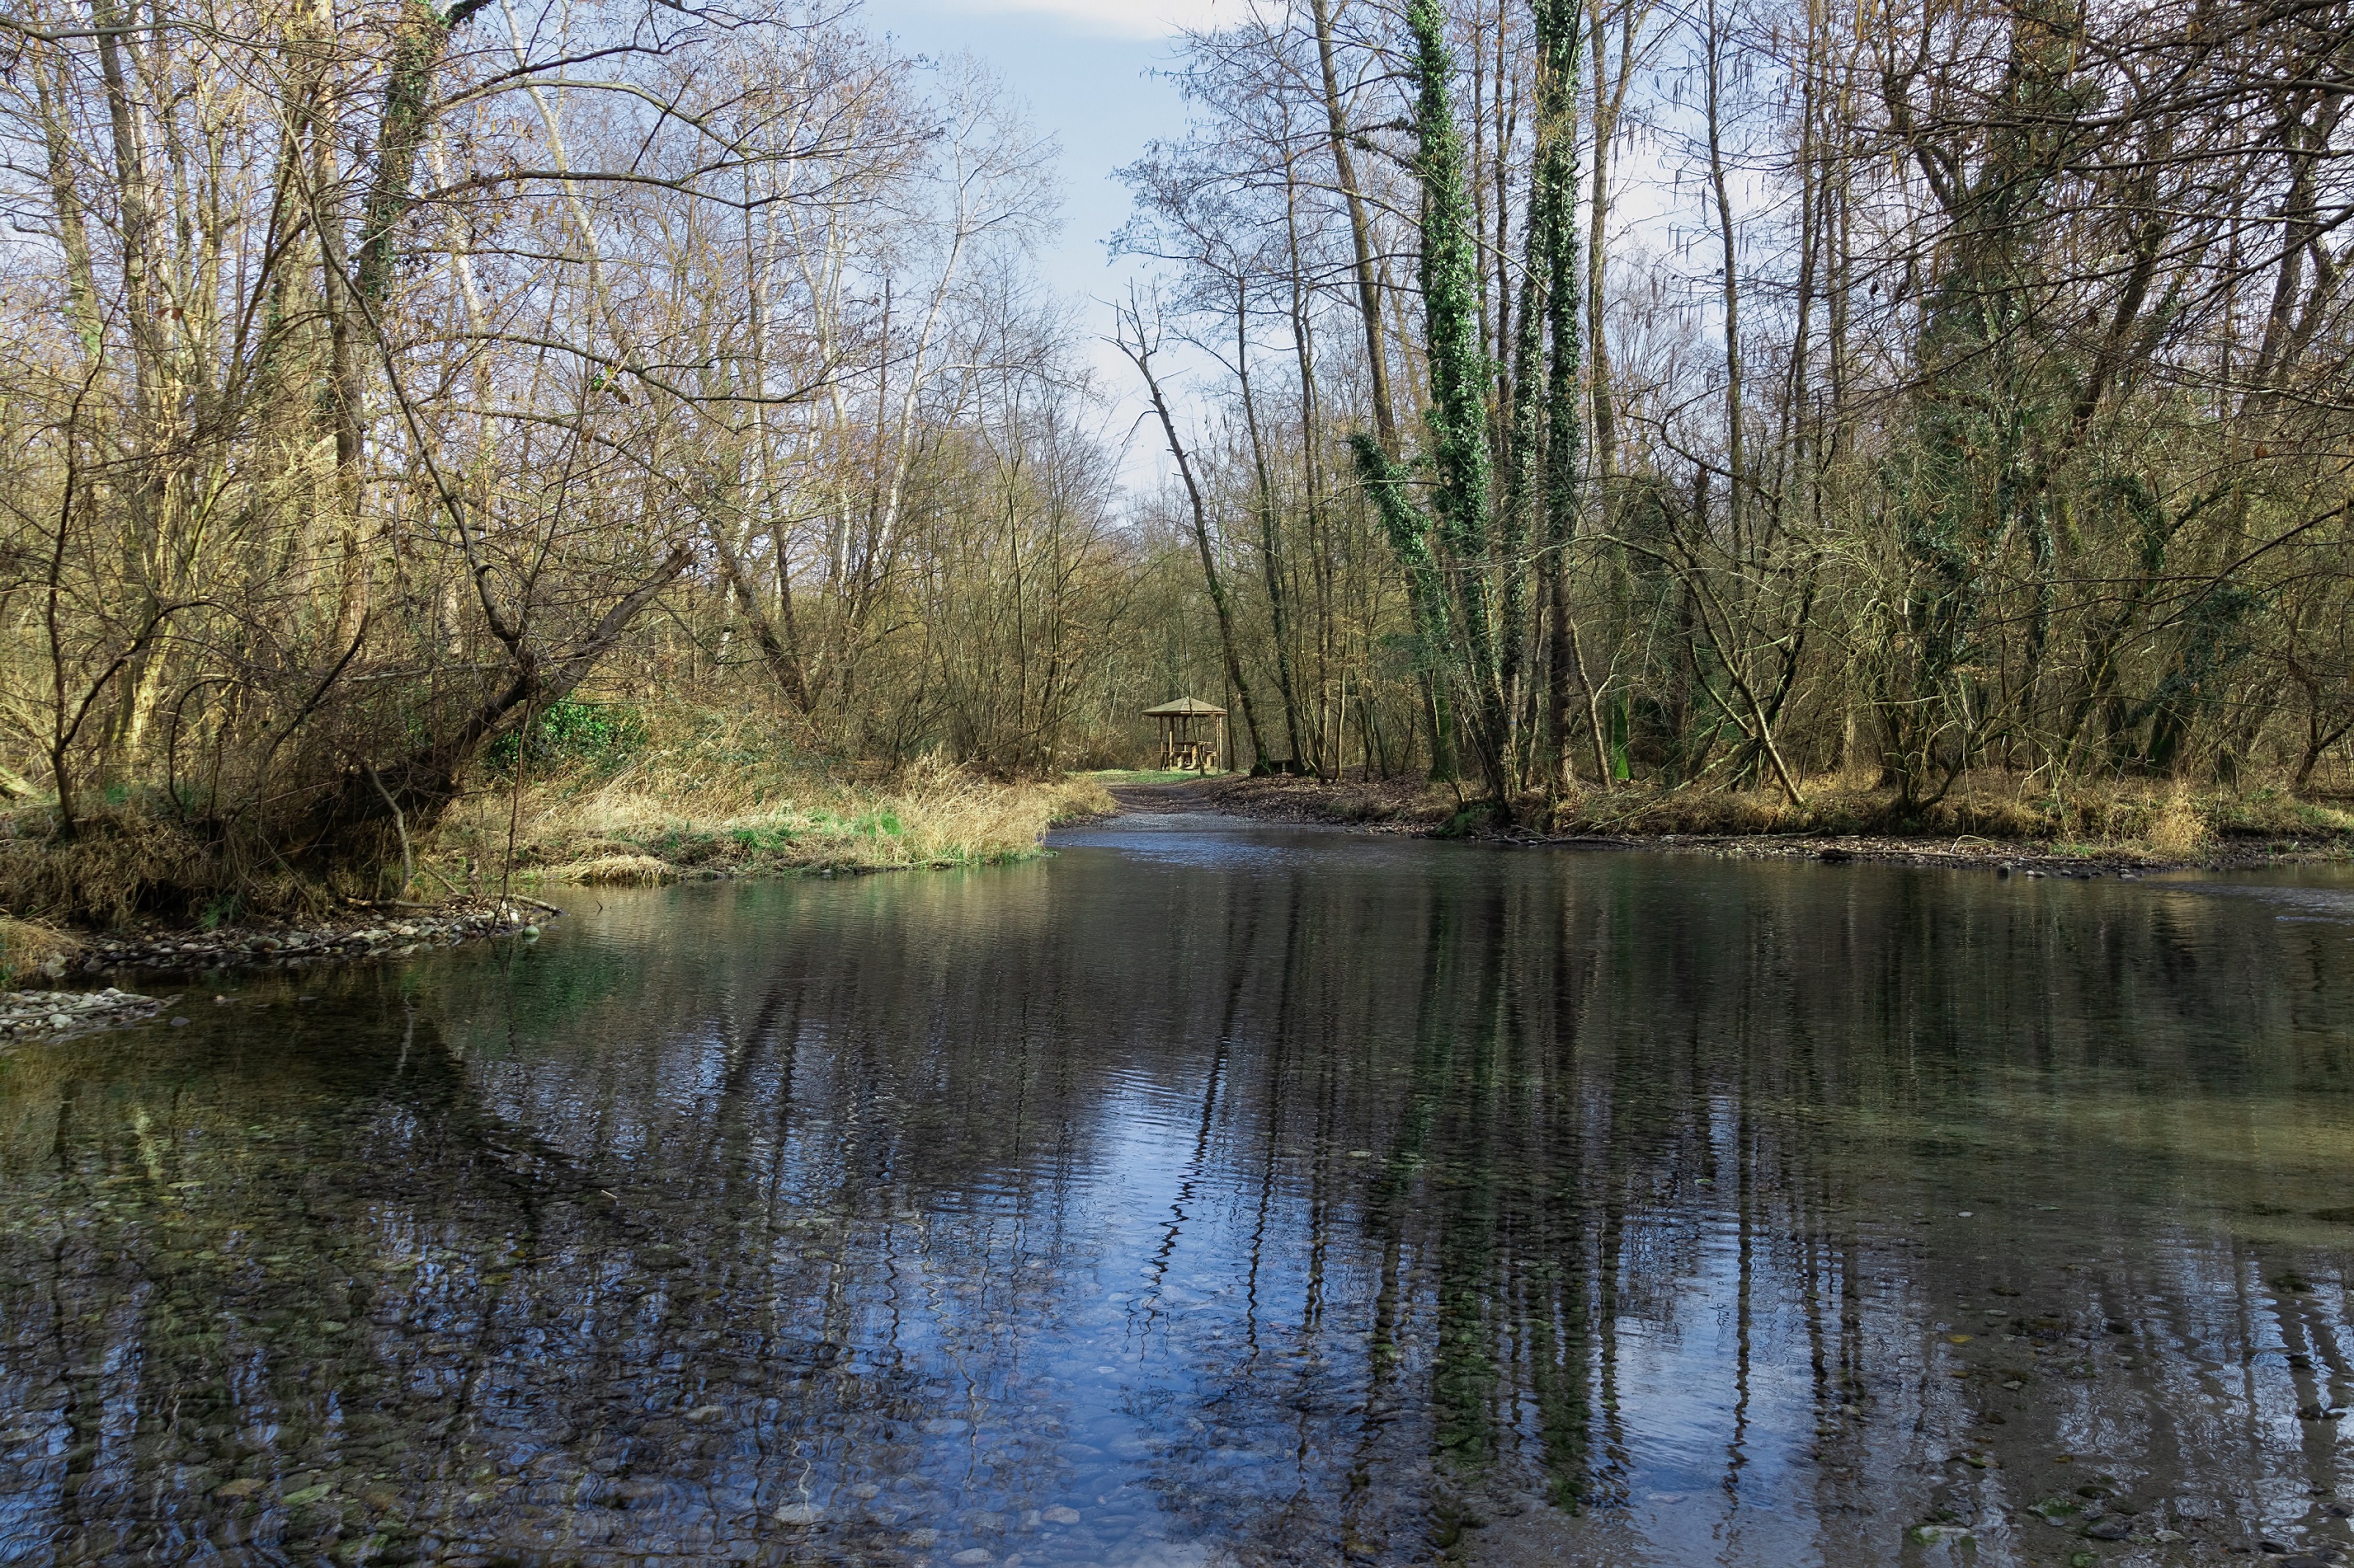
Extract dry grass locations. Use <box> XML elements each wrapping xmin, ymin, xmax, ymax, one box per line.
<box><xmin>0</xmin><ymin>800</ymin><xmax>287</xmax><ymax>923</ymax></box>
<box><xmin>2140</xmin><ymin>787</ymin><xmax>2209</xmax><ymax>859</ymax></box>
<box><xmin>437</xmin><ymin>707</ymin><xmax>1116</xmax><ymax>886</ymax></box>
<box><xmin>0</xmin><ymin>808</ymin><xmax>189</xmax><ymax>927</ymax></box>
<box><xmin>0</xmin><ymin>914</ymin><xmax>79</xmax><ymax>990</ymax></box>
<box><xmin>558</xmin><ymin>853</ymin><xmax>681</xmax><ymax>886</ymax></box>
<box><xmin>1539</xmin><ymin>771</ymin><xmax>2349</xmax><ymax>858</ymax></box>
<box><xmin>0</xmin><ymin>805</ymin><xmax>326</xmax><ymax>927</ymax></box>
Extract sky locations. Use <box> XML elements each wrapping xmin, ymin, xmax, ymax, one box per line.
<box><xmin>844</xmin><ymin>0</ymin><xmax>1710</xmax><ymax>495</ymax></box>
<box><xmin>852</xmin><ymin>0</ymin><xmax>1230</xmax><ymax>483</ymax></box>
<box><xmin>854</xmin><ymin>0</ymin><xmax>1219</xmax><ymax>297</ymax></box>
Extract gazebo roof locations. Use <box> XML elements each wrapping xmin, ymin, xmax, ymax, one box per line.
<box><xmin>1143</xmin><ymin>696</ymin><xmax>1227</xmax><ymax>717</ymax></box>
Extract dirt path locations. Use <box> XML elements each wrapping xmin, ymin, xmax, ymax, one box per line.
<box><xmin>1102</xmin><ymin>781</ymin><xmax>1226</xmax><ymax>815</ymax></box>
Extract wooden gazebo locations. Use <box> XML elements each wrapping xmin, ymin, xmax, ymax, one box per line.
<box><xmin>1143</xmin><ymin>696</ymin><xmax>1227</xmax><ymax>773</ymax></box>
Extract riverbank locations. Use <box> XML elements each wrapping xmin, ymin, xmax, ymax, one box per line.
<box><xmin>1106</xmin><ymin>773</ymin><xmax>2354</xmax><ymax>873</ymax></box>
<box><xmin>3</xmin><ymin>898</ymin><xmax>557</xmax><ymax>986</ymax></box>
<box><xmin>0</xmin><ymin>746</ymin><xmax>1114</xmax><ymax>992</ymax></box>
<box><xmin>0</xmin><ymin>897</ymin><xmax>552</xmax><ymax>1048</ymax></box>
<box><xmin>455</xmin><ymin>756</ymin><xmax>1114</xmax><ymax>888</ymax></box>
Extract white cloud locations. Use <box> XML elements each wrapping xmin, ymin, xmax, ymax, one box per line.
<box><xmin>925</xmin><ymin>0</ymin><xmax>1232</xmax><ymax>40</ymax></box>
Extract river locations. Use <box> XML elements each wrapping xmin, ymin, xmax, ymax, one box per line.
<box><xmin>4</xmin><ymin>812</ymin><xmax>2353</xmax><ymax>1566</ymax></box>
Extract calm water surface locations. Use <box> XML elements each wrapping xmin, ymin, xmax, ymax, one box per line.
<box><xmin>5</xmin><ymin>814</ymin><xmax>2354</xmax><ymax>1567</ymax></box>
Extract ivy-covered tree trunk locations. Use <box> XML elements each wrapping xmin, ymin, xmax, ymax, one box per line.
<box><xmin>1412</xmin><ymin>0</ymin><xmax>1509</xmax><ymax>803</ymax></box>
<box><xmin>1531</xmin><ymin>0</ymin><xmax>1586</xmax><ymax>789</ymax></box>
<box><xmin>1353</xmin><ymin>0</ymin><xmax>1511</xmax><ymax>804</ymax></box>
<box><xmin>1352</xmin><ymin>429</ymin><xmax>1458</xmax><ymax>780</ymax></box>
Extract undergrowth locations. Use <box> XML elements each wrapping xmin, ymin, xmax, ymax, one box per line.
<box><xmin>0</xmin><ymin>802</ymin><xmax>340</xmax><ymax>927</ymax></box>
<box><xmin>480</xmin><ymin>699</ymin><xmax>650</xmax><ymax>777</ymax></box>
<box><xmin>1551</xmin><ymin>774</ymin><xmax>2354</xmax><ymax>857</ymax></box>
<box><xmin>0</xmin><ymin>703</ymin><xmax>1117</xmax><ymax>925</ymax></box>
<box><xmin>436</xmin><ymin>705</ymin><xmax>1114</xmax><ymax>886</ymax></box>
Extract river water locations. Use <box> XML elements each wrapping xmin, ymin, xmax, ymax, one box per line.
<box><xmin>5</xmin><ymin>813</ymin><xmax>2354</xmax><ymax>1567</ymax></box>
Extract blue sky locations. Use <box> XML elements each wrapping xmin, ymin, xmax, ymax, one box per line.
<box><xmin>855</xmin><ymin>0</ymin><xmax>1231</xmax><ymax>481</ymax></box>
<box><xmin>857</xmin><ymin>0</ymin><xmax>1215</xmax><ymax>301</ymax></box>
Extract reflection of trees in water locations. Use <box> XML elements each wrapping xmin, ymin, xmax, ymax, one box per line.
<box><xmin>4</xmin><ymin>861</ymin><xmax>2353</xmax><ymax>1562</ymax></box>
<box><xmin>1105</xmin><ymin>857</ymin><xmax>2354</xmax><ymax>1555</ymax></box>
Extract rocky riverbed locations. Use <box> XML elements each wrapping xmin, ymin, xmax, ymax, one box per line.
<box><xmin>1</xmin><ymin>898</ymin><xmax>562</xmax><ymax>1047</ymax></box>
<box><xmin>0</xmin><ymin>985</ymin><xmax>174</xmax><ymax>1040</ymax></box>
<box><xmin>54</xmin><ymin>898</ymin><xmax>561</xmax><ymax>978</ymax></box>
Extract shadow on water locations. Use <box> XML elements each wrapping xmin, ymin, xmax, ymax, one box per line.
<box><xmin>3</xmin><ymin>821</ymin><xmax>2354</xmax><ymax>1565</ymax></box>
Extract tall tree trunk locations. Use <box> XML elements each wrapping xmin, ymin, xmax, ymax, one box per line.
<box><xmin>1586</xmin><ymin>0</ymin><xmax>1648</xmax><ymax>782</ymax></box>
<box><xmin>328</xmin><ymin>0</ymin><xmax>491</xmax><ymax>654</ymax></box>
<box><xmin>1283</xmin><ymin>149</ymin><xmax>1341</xmax><ymax>778</ymax></box>
<box><xmin>1316</xmin><ymin>0</ymin><xmax>1464</xmax><ymax>777</ymax></box>
<box><xmin>1236</xmin><ymin>286</ymin><xmax>1306</xmax><ymax>770</ymax></box>
<box><xmin>712</xmin><ymin>521</ymin><xmax>814</xmax><ymax>713</ymax></box>
<box><xmin>1407</xmin><ymin>0</ymin><xmax>1510</xmax><ymax>804</ymax></box>
<box><xmin>30</xmin><ymin>42</ymin><xmax>102</xmax><ymax>362</ymax></box>
<box><xmin>1309</xmin><ymin>0</ymin><xmax>1397</xmax><ymax>456</ymax></box>
<box><xmin>1702</xmin><ymin>0</ymin><xmax>1745</xmax><ymax>557</ymax></box>
<box><xmin>1531</xmin><ymin>0</ymin><xmax>1586</xmax><ymax>791</ymax></box>
<box><xmin>1120</xmin><ymin>314</ymin><xmax>1270</xmax><ymax>769</ymax></box>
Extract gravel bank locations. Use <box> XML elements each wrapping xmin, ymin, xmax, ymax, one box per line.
<box><xmin>41</xmin><ymin>897</ymin><xmax>563</xmax><ymax>979</ymax></box>
<box><xmin>0</xmin><ymin>986</ymin><xmax>174</xmax><ymax>1041</ymax></box>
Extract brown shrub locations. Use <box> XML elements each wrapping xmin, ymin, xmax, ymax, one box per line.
<box><xmin>0</xmin><ymin>914</ymin><xmax>80</xmax><ymax>988</ymax></box>
<box><xmin>2141</xmin><ymin>789</ymin><xmax>2209</xmax><ymax>859</ymax></box>
<box><xmin>0</xmin><ymin>808</ymin><xmax>233</xmax><ymax>927</ymax></box>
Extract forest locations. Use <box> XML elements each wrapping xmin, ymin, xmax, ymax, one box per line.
<box><xmin>2</xmin><ymin>0</ymin><xmax>2352</xmax><ymax>919</ymax></box>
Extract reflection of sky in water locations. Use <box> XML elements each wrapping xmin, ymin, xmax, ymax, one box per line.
<box><xmin>1051</xmin><ymin>812</ymin><xmax>1416</xmax><ymax>875</ymax></box>
<box><xmin>2151</xmin><ymin>875</ymin><xmax>2354</xmax><ymax>925</ymax></box>
<box><xmin>5</xmin><ymin>824</ymin><xmax>2354</xmax><ymax>1566</ymax></box>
